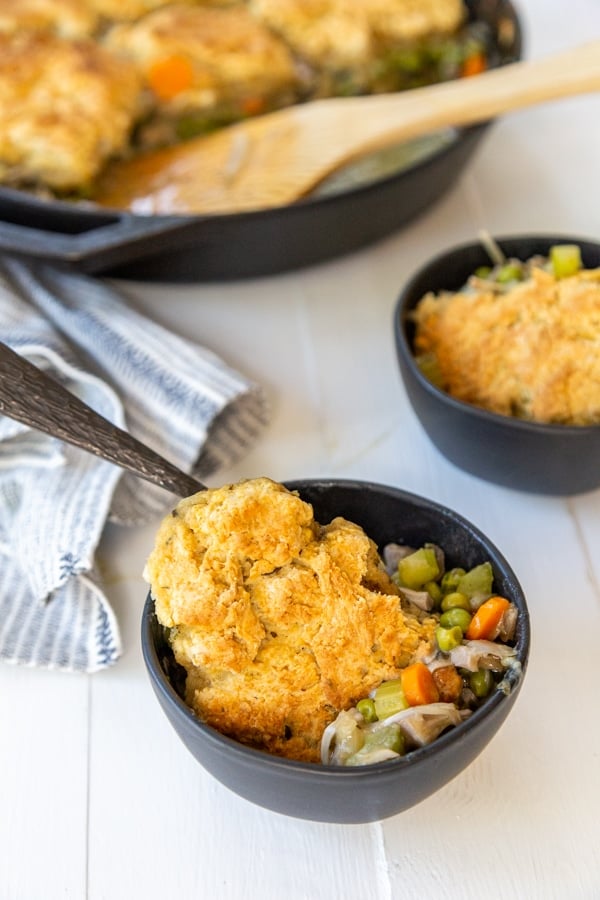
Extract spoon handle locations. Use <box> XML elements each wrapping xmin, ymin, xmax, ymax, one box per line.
<box><xmin>337</xmin><ymin>37</ymin><xmax>600</xmax><ymax>159</ymax></box>
<box><xmin>0</xmin><ymin>341</ymin><xmax>205</xmax><ymax>498</ymax></box>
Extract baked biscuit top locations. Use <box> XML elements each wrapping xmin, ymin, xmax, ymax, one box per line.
<box><xmin>250</xmin><ymin>0</ymin><xmax>465</xmax><ymax>72</ymax></box>
<box><xmin>0</xmin><ymin>31</ymin><xmax>143</xmax><ymax>191</ymax></box>
<box><xmin>413</xmin><ymin>266</ymin><xmax>600</xmax><ymax>425</ymax></box>
<box><xmin>0</xmin><ymin>0</ymin><xmax>99</xmax><ymax>38</ymax></box>
<box><xmin>106</xmin><ymin>5</ymin><xmax>300</xmax><ymax>114</ymax></box>
<box><xmin>146</xmin><ymin>478</ymin><xmax>436</xmax><ymax>762</ymax></box>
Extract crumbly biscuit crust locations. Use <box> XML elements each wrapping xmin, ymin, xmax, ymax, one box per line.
<box><xmin>146</xmin><ymin>478</ymin><xmax>436</xmax><ymax>762</ymax></box>
<box><xmin>0</xmin><ymin>31</ymin><xmax>142</xmax><ymax>190</ymax></box>
<box><xmin>413</xmin><ymin>267</ymin><xmax>600</xmax><ymax>424</ymax></box>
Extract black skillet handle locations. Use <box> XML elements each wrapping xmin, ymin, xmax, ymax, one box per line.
<box><xmin>0</xmin><ymin>210</ymin><xmax>201</xmax><ymax>274</ymax></box>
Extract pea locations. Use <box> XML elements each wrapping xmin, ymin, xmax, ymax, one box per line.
<box><xmin>440</xmin><ymin>591</ymin><xmax>470</xmax><ymax>612</ymax></box>
<box><xmin>356</xmin><ymin>698</ymin><xmax>378</xmax><ymax>723</ymax></box>
<box><xmin>469</xmin><ymin>668</ymin><xmax>494</xmax><ymax>698</ymax></box>
<box><xmin>435</xmin><ymin>624</ymin><xmax>463</xmax><ymax>653</ymax></box>
<box><xmin>440</xmin><ymin>568</ymin><xmax>466</xmax><ymax>594</ymax></box>
<box><xmin>474</xmin><ymin>266</ymin><xmax>492</xmax><ymax>278</ymax></box>
<box><xmin>496</xmin><ymin>262</ymin><xmax>523</xmax><ymax>283</ymax></box>
<box><xmin>425</xmin><ymin>580</ymin><xmax>442</xmax><ymax>605</ymax></box>
<box><xmin>439</xmin><ymin>607</ymin><xmax>472</xmax><ymax>632</ymax></box>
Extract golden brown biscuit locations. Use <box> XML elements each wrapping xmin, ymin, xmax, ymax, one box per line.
<box><xmin>89</xmin><ymin>0</ymin><xmax>237</xmax><ymax>24</ymax></box>
<box><xmin>105</xmin><ymin>5</ymin><xmax>300</xmax><ymax>143</ymax></box>
<box><xmin>0</xmin><ymin>0</ymin><xmax>98</xmax><ymax>37</ymax></box>
<box><xmin>249</xmin><ymin>0</ymin><xmax>465</xmax><ymax>92</ymax></box>
<box><xmin>413</xmin><ymin>267</ymin><xmax>600</xmax><ymax>425</ymax></box>
<box><xmin>249</xmin><ymin>0</ymin><xmax>374</xmax><ymax>74</ymax></box>
<box><xmin>0</xmin><ymin>31</ymin><xmax>144</xmax><ymax>191</ymax></box>
<box><xmin>145</xmin><ymin>478</ymin><xmax>437</xmax><ymax>762</ymax></box>
<box><xmin>363</xmin><ymin>0</ymin><xmax>464</xmax><ymax>44</ymax></box>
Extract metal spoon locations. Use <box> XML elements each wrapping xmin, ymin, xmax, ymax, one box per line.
<box><xmin>0</xmin><ymin>340</ymin><xmax>205</xmax><ymax>497</ymax></box>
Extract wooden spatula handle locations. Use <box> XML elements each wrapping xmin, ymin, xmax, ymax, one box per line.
<box><xmin>302</xmin><ymin>39</ymin><xmax>600</xmax><ymax>168</ymax></box>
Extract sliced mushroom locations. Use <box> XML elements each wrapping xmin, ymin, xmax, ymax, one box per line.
<box><xmin>497</xmin><ymin>604</ymin><xmax>518</xmax><ymax>642</ymax></box>
<box><xmin>382</xmin><ymin>542</ymin><xmax>415</xmax><ymax>575</ymax></box>
<box><xmin>398</xmin><ymin>585</ymin><xmax>435</xmax><ymax>612</ymax></box>
<box><xmin>449</xmin><ymin>639</ymin><xmax>517</xmax><ymax>672</ymax></box>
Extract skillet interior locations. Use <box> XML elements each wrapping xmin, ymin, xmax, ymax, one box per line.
<box><xmin>0</xmin><ymin>0</ymin><xmax>522</xmax><ymax>282</ymax></box>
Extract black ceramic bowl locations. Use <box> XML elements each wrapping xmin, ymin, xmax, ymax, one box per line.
<box><xmin>394</xmin><ymin>235</ymin><xmax>600</xmax><ymax>495</ymax></box>
<box><xmin>141</xmin><ymin>479</ymin><xmax>529</xmax><ymax>824</ymax></box>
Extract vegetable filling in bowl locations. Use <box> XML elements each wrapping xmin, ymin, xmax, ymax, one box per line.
<box><xmin>322</xmin><ymin>540</ymin><xmax>519</xmax><ymax>766</ymax></box>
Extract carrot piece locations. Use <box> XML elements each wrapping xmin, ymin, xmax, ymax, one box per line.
<box><xmin>400</xmin><ymin>662</ymin><xmax>439</xmax><ymax>707</ymax></box>
<box><xmin>241</xmin><ymin>95</ymin><xmax>266</xmax><ymax>116</ymax></box>
<box><xmin>462</xmin><ymin>52</ymin><xmax>486</xmax><ymax>78</ymax></box>
<box><xmin>466</xmin><ymin>596</ymin><xmax>511</xmax><ymax>640</ymax></box>
<box><xmin>147</xmin><ymin>55</ymin><xmax>194</xmax><ymax>101</ymax></box>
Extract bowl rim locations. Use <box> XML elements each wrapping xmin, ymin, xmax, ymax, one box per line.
<box><xmin>394</xmin><ymin>232</ymin><xmax>600</xmax><ymax>435</ymax></box>
<box><xmin>141</xmin><ymin>477</ymin><xmax>530</xmax><ymax>779</ymax></box>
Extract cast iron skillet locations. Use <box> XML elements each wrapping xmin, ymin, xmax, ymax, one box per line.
<box><xmin>0</xmin><ymin>0</ymin><xmax>521</xmax><ymax>282</ymax></box>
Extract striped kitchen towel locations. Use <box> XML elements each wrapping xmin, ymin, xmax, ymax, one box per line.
<box><xmin>0</xmin><ymin>258</ymin><xmax>270</xmax><ymax>673</ymax></box>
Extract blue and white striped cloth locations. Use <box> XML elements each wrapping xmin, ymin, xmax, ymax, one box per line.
<box><xmin>0</xmin><ymin>258</ymin><xmax>269</xmax><ymax>673</ymax></box>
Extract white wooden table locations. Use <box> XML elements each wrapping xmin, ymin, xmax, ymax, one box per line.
<box><xmin>2</xmin><ymin>2</ymin><xmax>600</xmax><ymax>897</ymax></box>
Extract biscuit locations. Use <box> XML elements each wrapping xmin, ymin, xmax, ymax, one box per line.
<box><xmin>145</xmin><ymin>478</ymin><xmax>437</xmax><ymax>762</ymax></box>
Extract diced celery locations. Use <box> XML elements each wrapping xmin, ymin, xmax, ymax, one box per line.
<box><xmin>456</xmin><ymin>562</ymin><xmax>493</xmax><ymax>599</ymax></box>
<box><xmin>373</xmin><ymin>678</ymin><xmax>409</xmax><ymax>719</ymax></box>
<box><xmin>397</xmin><ymin>547</ymin><xmax>440</xmax><ymax>589</ymax></box>
<box><xmin>345</xmin><ymin>724</ymin><xmax>405</xmax><ymax>765</ymax></box>
<box><xmin>363</xmin><ymin>724</ymin><xmax>405</xmax><ymax>754</ymax></box>
<box><xmin>550</xmin><ymin>244</ymin><xmax>582</xmax><ymax>279</ymax></box>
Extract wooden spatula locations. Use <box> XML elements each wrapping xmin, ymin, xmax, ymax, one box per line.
<box><xmin>94</xmin><ymin>40</ymin><xmax>600</xmax><ymax>215</ymax></box>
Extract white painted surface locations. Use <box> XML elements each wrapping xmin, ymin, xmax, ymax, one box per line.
<box><xmin>2</xmin><ymin>2</ymin><xmax>600</xmax><ymax>897</ymax></box>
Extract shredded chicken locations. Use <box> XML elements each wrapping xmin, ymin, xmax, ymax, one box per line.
<box><xmin>322</xmin><ymin>701</ymin><xmax>472</xmax><ymax>765</ymax></box>
<box><xmin>374</xmin><ymin>702</ymin><xmax>471</xmax><ymax>747</ymax></box>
